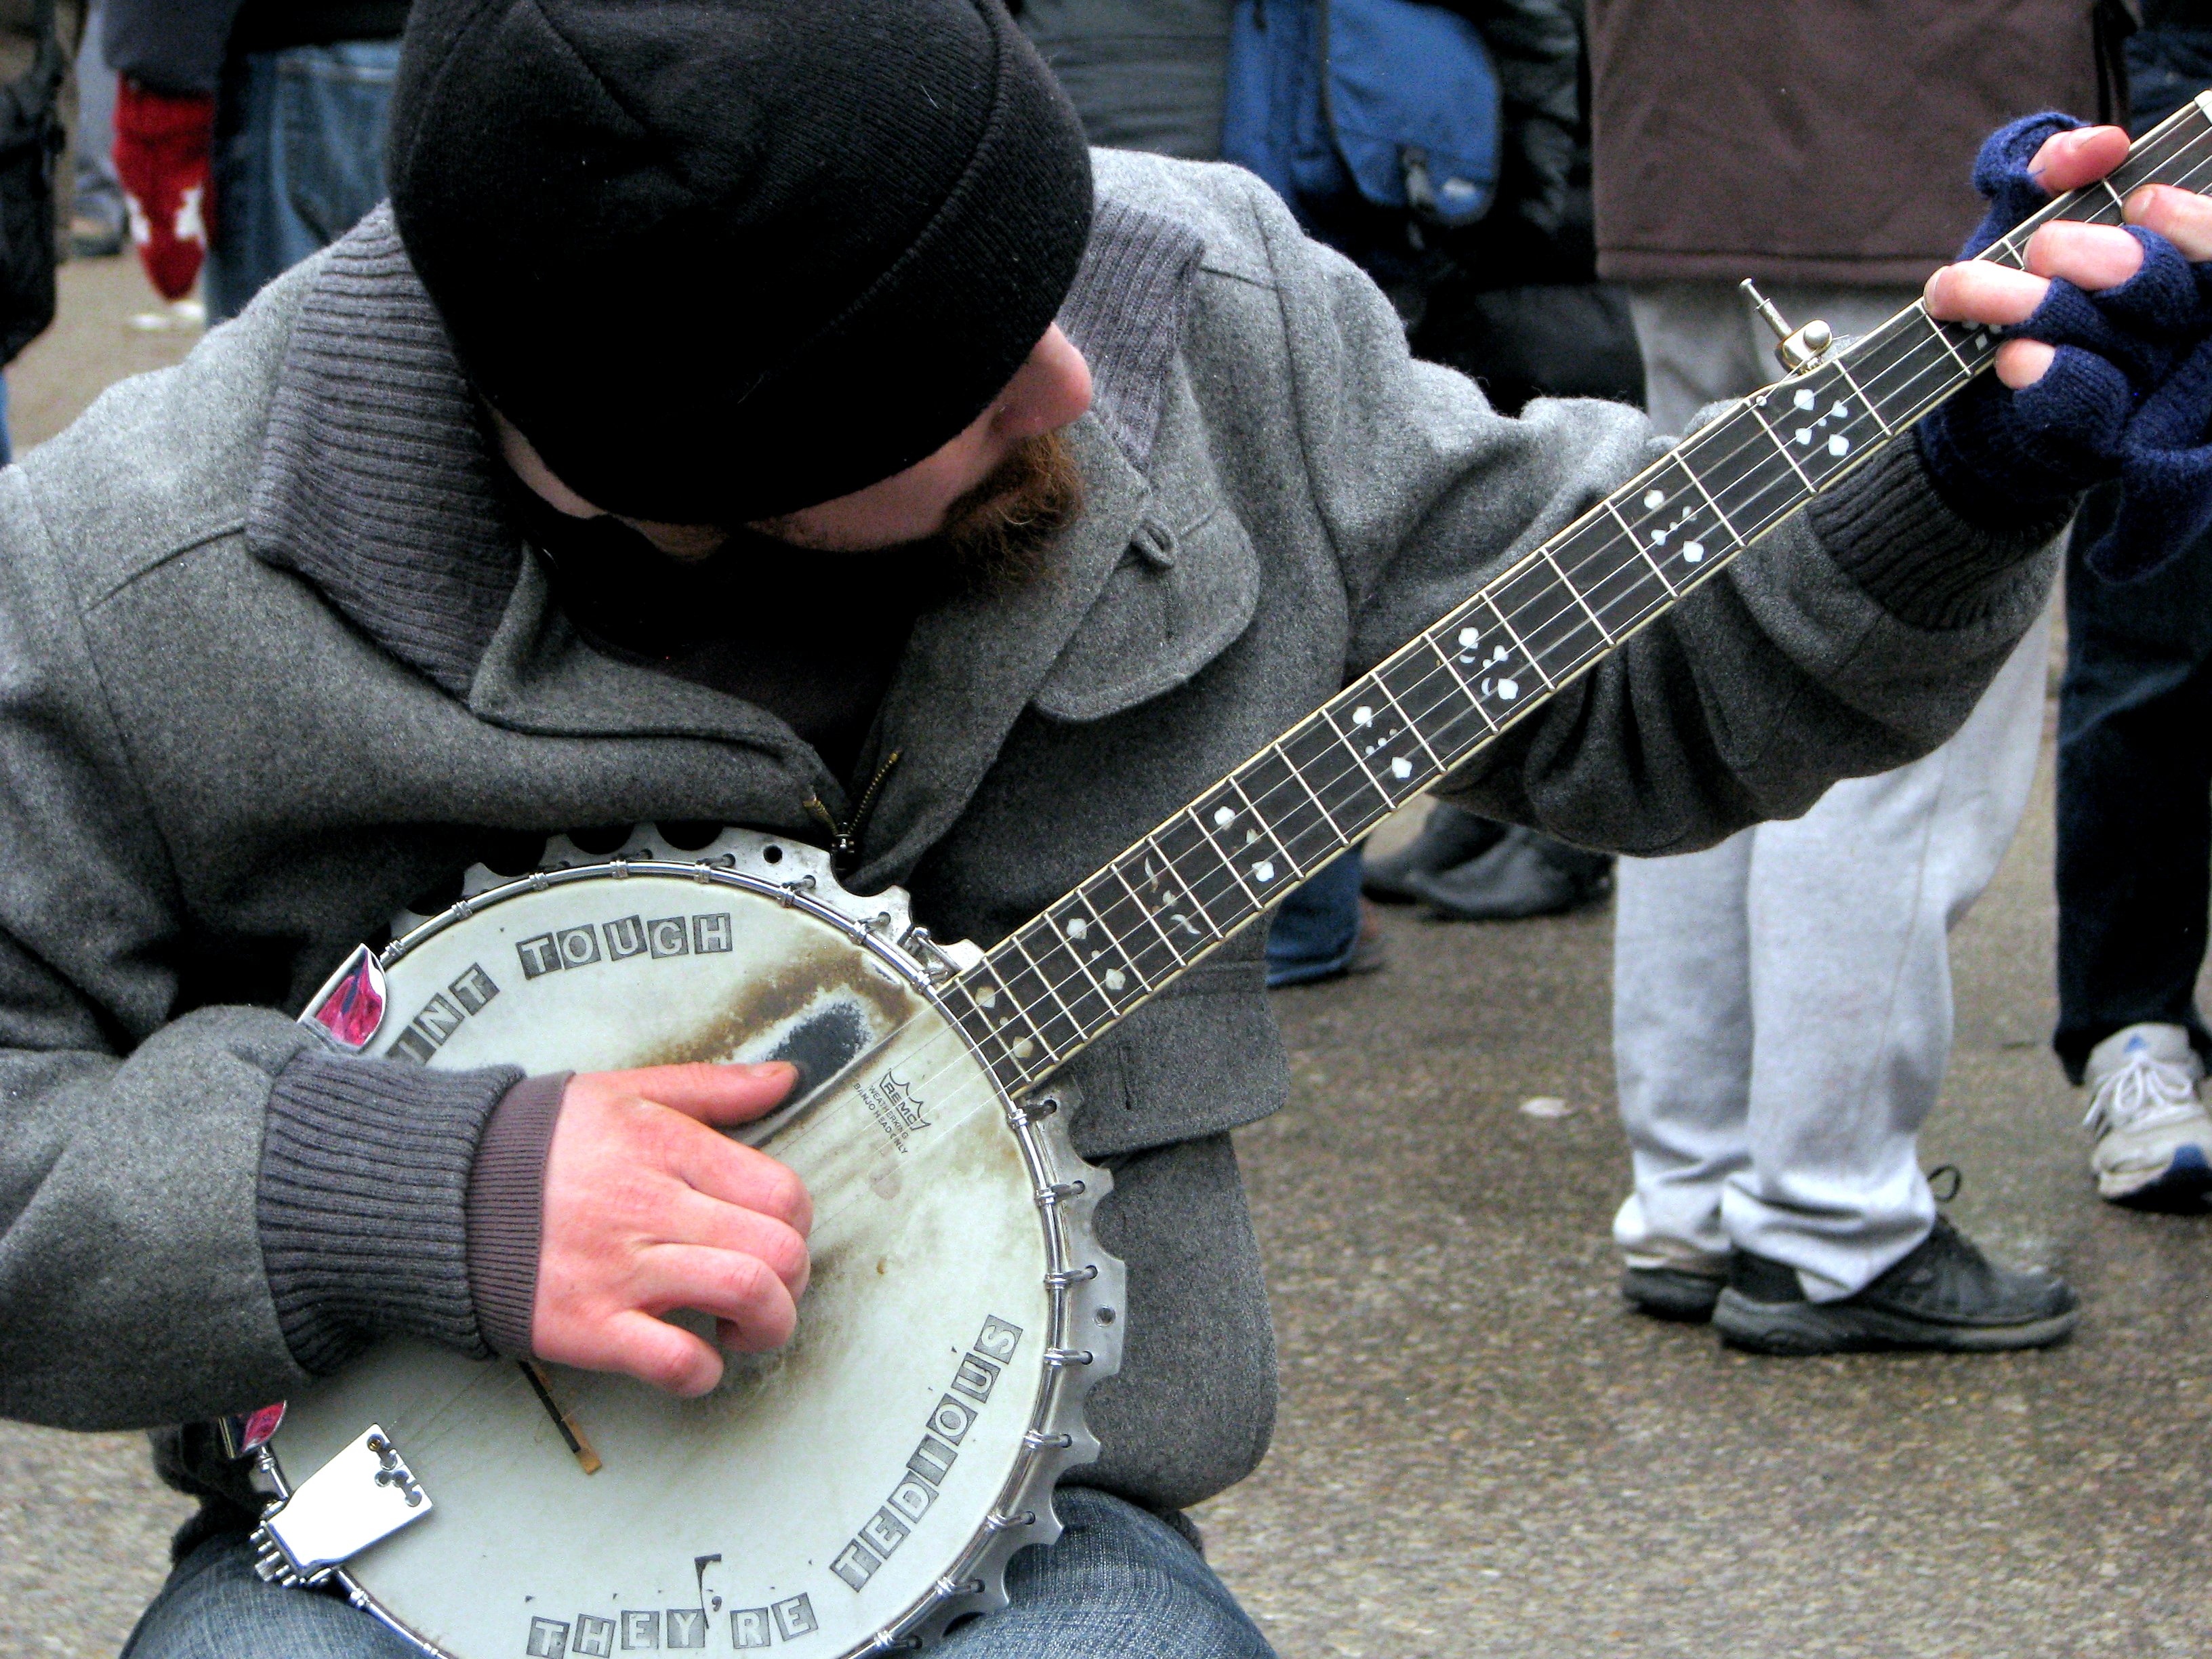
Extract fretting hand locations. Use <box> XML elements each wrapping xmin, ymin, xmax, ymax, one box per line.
<box><xmin>532</xmin><ymin>1061</ymin><xmax>810</xmax><ymax>1397</ymax></box>
<box><xmin>1920</xmin><ymin>117</ymin><xmax>2212</xmax><ymax>579</ymax></box>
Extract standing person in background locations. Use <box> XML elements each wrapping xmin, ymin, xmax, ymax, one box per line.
<box><xmin>0</xmin><ymin>0</ymin><xmax>81</xmax><ymax>464</ymax></box>
<box><xmin>1592</xmin><ymin>0</ymin><xmax>2106</xmax><ymax>1353</ymax></box>
<box><xmin>2055</xmin><ymin>1</ymin><xmax>2212</xmax><ymax>1209</ymax></box>
<box><xmin>1359</xmin><ymin>0</ymin><xmax>1635</xmax><ymax>923</ymax></box>
<box><xmin>1020</xmin><ymin>0</ymin><xmax>1635</xmax><ymax>975</ymax></box>
<box><xmin>70</xmin><ymin>0</ymin><xmax>121</xmax><ymax>257</ymax></box>
<box><xmin>105</xmin><ymin>0</ymin><xmax>408</xmax><ymax>326</ymax></box>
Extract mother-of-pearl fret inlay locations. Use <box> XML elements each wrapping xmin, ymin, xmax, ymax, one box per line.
<box><xmin>941</xmin><ymin>99</ymin><xmax>2212</xmax><ymax>1099</ymax></box>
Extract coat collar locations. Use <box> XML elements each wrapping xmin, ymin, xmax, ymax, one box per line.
<box><xmin>244</xmin><ymin>193</ymin><xmax>1206</xmax><ymax>877</ymax></box>
<box><xmin>246</xmin><ymin>198</ymin><xmax>1204</xmax><ymax>701</ymax></box>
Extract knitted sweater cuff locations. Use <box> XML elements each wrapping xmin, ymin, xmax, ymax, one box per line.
<box><xmin>1807</xmin><ymin>436</ymin><xmax>2071</xmax><ymax>630</ymax></box>
<box><xmin>259</xmin><ymin>1050</ymin><xmax>522</xmax><ymax>1373</ymax></box>
<box><xmin>464</xmin><ymin>1072</ymin><xmax>571</xmax><ymax>1357</ymax></box>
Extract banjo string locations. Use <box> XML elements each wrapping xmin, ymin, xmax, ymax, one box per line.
<box><xmin>749</xmin><ymin>121</ymin><xmax>2212</xmax><ymax>1221</ymax></box>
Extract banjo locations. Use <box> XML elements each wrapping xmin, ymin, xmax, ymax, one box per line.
<box><xmin>235</xmin><ymin>98</ymin><xmax>2212</xmax><ymax>1658</ymax></box>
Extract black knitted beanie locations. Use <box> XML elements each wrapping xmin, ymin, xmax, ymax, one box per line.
<box><xmin>386</xmin><ymin>0</ymin><xmax>1094</xmax><ymax>524</ymax></box>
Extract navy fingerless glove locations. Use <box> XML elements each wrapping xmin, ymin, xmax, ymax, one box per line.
<box><xmin>1917</xmin><ymin>112</ymin><xmax>2212</xmax><ymax>579</ymax></box>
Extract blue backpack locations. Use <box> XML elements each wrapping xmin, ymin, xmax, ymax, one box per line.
<box><xmin>1221</xmin><ymin>0</ymin><xmax>1504</xmax><ymax>239</ymax></box>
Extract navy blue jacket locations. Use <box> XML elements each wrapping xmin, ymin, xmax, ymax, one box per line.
<box><xmin>104</xmin><ymin>0</ymin><xmax>406</xmax><ymax>98</ymax></box>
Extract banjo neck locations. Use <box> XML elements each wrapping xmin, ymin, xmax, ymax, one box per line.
<box><xmin>933</xmin><ymin>96</ymin><xmax>2212</xmax><ymax>1101</ymax></box>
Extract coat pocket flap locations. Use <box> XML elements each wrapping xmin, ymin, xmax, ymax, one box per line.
<box><xmin>1057</xmin><ymin>940</ymin><xmax>1287</xmax><ymax>1161</ymax></box>
<box><xmin>1031</xmin><ymin>506</ymin><xmax>1261</xmax><ymax>724</ymax></box>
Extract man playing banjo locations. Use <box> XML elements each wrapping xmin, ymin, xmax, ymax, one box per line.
<box><xmin>3</xmin><ymin>0</ymin><xmax>2211</xmax><ymax>1653</ymax></box>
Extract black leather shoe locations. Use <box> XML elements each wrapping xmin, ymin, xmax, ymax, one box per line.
<box><xmin>1409</xmin><ymin>825</ymin><xmax>1614</xmax><ymax>921</ymax></box>
<box><xmin>1621</xmin><ymin>1266</ymin><xmax>1725</xmax><ymax>1322</ymax></box>
<box><xmin>1713</xmin><ymin>1216</ymin><xmax>2079</xmax><ymax>1355</ymax></box>
<box><xmin>1362</xmin><ymin>802</ymin><xmax>1504</xmax><ymax>903</ymax></box>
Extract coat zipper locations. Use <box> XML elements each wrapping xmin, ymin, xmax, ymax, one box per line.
<box><xmin>806</xmin><ymin>748</ymin><xmax>902</xmax><ymax>874</ymax></box>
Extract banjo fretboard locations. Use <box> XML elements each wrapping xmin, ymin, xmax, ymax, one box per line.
<box><xmin>939</xmin><ymin>97</ymin><xmax>2212</xmax><ymax>1098</ymax></box>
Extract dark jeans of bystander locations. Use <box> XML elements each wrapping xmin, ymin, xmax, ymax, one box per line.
<box><xmin>2055</xmin><ymin>480</ymin><xmax>2212</xmax><ymax>1082</ymax></box>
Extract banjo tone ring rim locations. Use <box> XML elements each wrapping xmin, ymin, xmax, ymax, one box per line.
<box><xmin>274</xmin><ymin>831</ymin><xmax>1127</xmax><ymax>1657</ymax></box>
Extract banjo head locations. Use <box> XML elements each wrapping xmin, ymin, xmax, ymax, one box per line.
<box><xmin>267</xmin><ymin>829</ymin><xmax>1121</xmax><ymax>1658</ymax></box>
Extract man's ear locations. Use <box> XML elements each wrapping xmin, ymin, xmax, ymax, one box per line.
<box><xmin>489</xmin><ymin>406</ymin><xmax>605</xmax><ymax>519</ymax></box>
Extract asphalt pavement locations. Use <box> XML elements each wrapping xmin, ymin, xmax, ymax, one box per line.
<box><xmin>3</xmin><ymin>254</ymin><xmax>2207</xmax><ymax>1659</ymax></box>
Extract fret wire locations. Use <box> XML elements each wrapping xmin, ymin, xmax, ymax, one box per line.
<box><xmin>1858</xmin><ymin>325</ymin><xmax>1980</xmax><ymax>434</ymax></box>
<box><xmin>1158</xmin><ymin>817</ymin><xmax>1255</xmax><ymax>930</ymax></box>
<box><xmin>1319</xmin><ymin>705</ymin><xmax>1395</xmax><ymax>797</ymax></box>
<box><xmin>1375</xmin><ymin>648</ymin><xmax>1486</xmax><ymax>767</ymax></box>
<box><xmin>946</xmin><ymin>977</ymin><xmax>1038</xmax><ymax>1089</ymax></box>
<box><xmin>1602</xmin><ymin>487</ymin><xmax>1693</xmax><ymax>598</ymax></box>
<box><xmin>1540</xmin><ymin>546</ymin><xmax>1616</xmax><ymax>644</ymax></box>
<box><xmin>2164</xmin><ymin>124</ymin><xmax>2212</xmax><ymax>197</ymax></box>
<box><xmin>1027</xmin><ymin>932</ymin><xmax>1115</xmax><ymax>1039</ymax></box>
<box><xmin>1372</xmin><ymin>138</ymin><xmax>2212</xmax><ymax>1002</ymax></box>
<box><xmin>1370</xmin><ymin>676</ymin><xmax>1446</xmax><ymax>771</ymax></box>
<box><xmin>1598</xmin><ymin>496</ymin><xmax>1664</xmax><ymax>580</ymax></box>
<box><xmin>1850</xmin><ymin>316</ymin><xmax>1959</xmax><ymax>417</ymax></box>
<box><xmin>1187</xmin><ymin>805</ymin><xmax>1263</xmax><ymax>909</ymax></box>
<box><xmin>1676</xmin><ymin>423</ymin><xmax>1792</xmax><ymax>548</ymax></box>
<box><xmin>1420</xmin><ymin>121</ymin><xmax>2212</xmax><ymax>855</ymax></box>
<box><xmin>1143</xmin><ymin>831</ymin><xmax>1227</xmax><ymax>940</ymax></box>
<box><xmin>1865</xmin><ymin>329</ymin><xmax>1968</xmax><ymax>430</ymax></box>
<box><xmin>1589</xmin><ymin>487</ymin><xmax>1666</xmax><ymax>569</ymax></box>
<box><xmin>1655</xmin><ymin>434</ymin><xmax>1764</xmax><ymax>552</ymax></box>
<box><xmin>997</xmin><ymin>935</ymin><xmax>1077</xmax><ymax>1058</ymax></box>
<box><xmin>1481</xmin><ymin>595</ymin><xmax>1557</xmax><ymax>690</ymax></box>
<box><xmin>1827</xmin><ymin>356</ymin><xmax>1894</xmax><ymax>436</ymax></box>
<box><xmin>946</xmin><ymin>982</ymin><xmax>1021</xmax><ymax>1084</ymax></box>
<box><xmin>1271</xmin><ymin>735</ymin><xmax>1351</xmax><ymax>838</ymax></box>
<box><xmin>1743</xmin><ymin>398</ymin><xmax>1817</xmax><ymax>492</ymax></box>
<box><xmin>929</xmin><ymin>108</ymin><xmax>2212</xmax><ymax>1088</ymax></box>
<box><xmin>1852</xmin><ymin>331</ymin><xmax>1955</xmax><ymax>428</ymax></box>
<box><xmin>1671</xmin><ymin>449</ymin><xmax>1746</xmax><ymax>549</ymax></box>
<box><xmin>1229</xmin><ymin>748</ymin><xmax>1340</xmax><ymax>876</ymax></box>
<box><xmin>1578</xmin><ymin>560</ymin><xmax>1673</xmax><ymax>643</ymax></box>
<box><xmin>1422</xmin><ymin>634</ymin><xmax>1501</xmax><ymax>731</ymax></box>
<box><xmin>1043</xmin><ymin>909</ymin><xmax>1120</xmax><ymax>1012</ymax></box>
<box><xmin>1073</xmin><ymin>882</ymin><xmax>1158</xmax><ymax>995</ymax></box>
<box><xmin>1224</xmin><ymin>775</ymin><xmax>1305</xmax><ymax>880</ymax></box>
<box><xmin>1925</xmin><ymin>308</ymin><xmax>1975</xmax><ymax>376</ymax></box>
<box><xmin>1625</xmin><ymin>531</ymin><xmax>1681</xmax><ymax>598</ymax></box>
<box><xmin>1499</xmin><ymin>566</ymin><xmax>1605</xmax><ymax>678</ymax></box>
<box><xmin>1522</xmin><ymin>441</ymin><xmax>1765</xmax><ymax>678</ymax></box>
<box><xmin>1109</xmin><ymin>861</ymin><xmax>1191</xmax><ymax>967</ymax></box>
<box><xmin>1548</xmin><ymin>515</ymin><xmax>1667</xmax><ymax>640</ymax></box>
<box><xmin>1086</xmin><ymin>876</ymin><xmax>1187</xmax><ymax>996</ymax></box>
<box><xmin>1662</xmin><ymin>433</ymin><xmax>1798</xmax><ymax>568</ymax></box>
<box><xmin>1280</xmin><ymin>717</ymin><xmax>1388</xmax><ymax>838</ymax></box>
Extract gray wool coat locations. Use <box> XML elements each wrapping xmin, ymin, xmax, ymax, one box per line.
<box><xmin>0</xmin><ymin>149</ymin><xmax>2053</xmax><ymax>1523</ymax></box>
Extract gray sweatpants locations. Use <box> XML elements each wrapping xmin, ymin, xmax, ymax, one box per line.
<box><xmin>1610</xmin><ymin>282</ymin><xmax>2052</xmax><ymax>1300</ymax></box>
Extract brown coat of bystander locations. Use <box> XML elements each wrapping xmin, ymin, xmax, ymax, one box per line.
<box><xmin>1587</xmin><ymin>0</ymin><xmax>2106</xmax><ymax>287</ymax></box>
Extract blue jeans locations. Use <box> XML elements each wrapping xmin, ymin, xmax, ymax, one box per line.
<box><xmin>1264</xmin><ymin>848</ymin><xmax>1364</xmax><ymax>986</ymax></box>
<box><xmin>205</xmin><ymin>41</ymin><xmax>401</xmax><ymax>327</ymax></box>
<box><xmin>2054</xmin><ymin>481</ymin><xmax>2212</xmax><ymax>1080</ymax></box>
<box><xmin>121</xmin><ymin>1488</ymin><xmax>1275</xmax><ymax>1659</ymax></box>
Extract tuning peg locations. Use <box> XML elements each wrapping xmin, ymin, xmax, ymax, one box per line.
<box><xmin>1740</xmin><ymin>279</ymin><xmax>1834</xmax><ymax>373</ymax></box>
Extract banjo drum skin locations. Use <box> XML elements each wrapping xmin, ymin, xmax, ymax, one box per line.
<box><xmin>258</xmin><ymin>827</ymin><xmax>1124</xmax><ymax>1659</ymax></box>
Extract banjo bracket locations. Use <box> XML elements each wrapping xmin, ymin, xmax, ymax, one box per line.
<box><xmin>900</xmin><ymin>925</ymin><xmax>983</xmax><ymax>985</ymax></box>
<box><xmin>249</xmin><ymin>1425</ymin><xmax>434</xmax><ymax>1589</ymax></box>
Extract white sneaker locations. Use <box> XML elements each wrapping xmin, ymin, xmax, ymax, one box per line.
<box><xmin>2083</xmin><ymin>1023</ymin><xmax>2212</xmax><ymax>1207</ymax></box>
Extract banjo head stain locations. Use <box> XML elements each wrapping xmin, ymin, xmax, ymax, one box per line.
<box><xmin>271</xmin><ymin>836</ymin><xmax>1121</xmax><ymax>1658</ymax></box>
